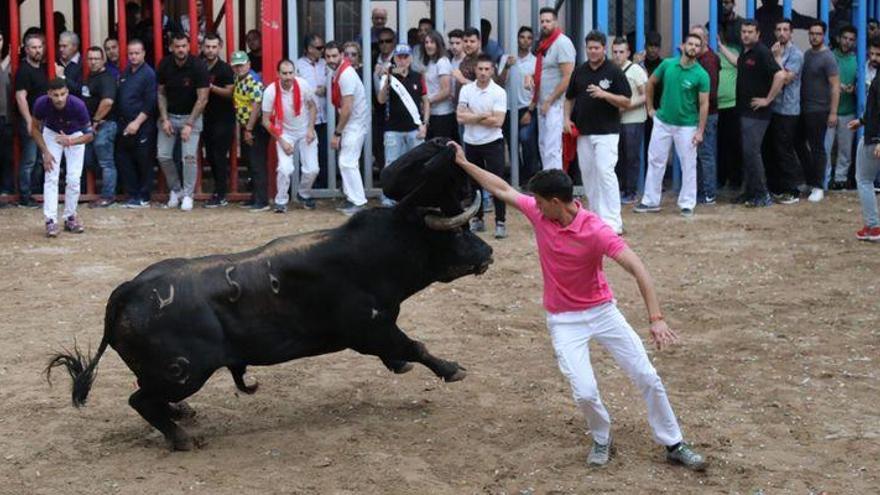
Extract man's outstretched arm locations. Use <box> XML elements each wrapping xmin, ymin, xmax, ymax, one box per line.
<box><xmin>611</xmin><ymin>247</ymin><xmax>679</xmax><ymax>350</ymax></box>
<box><xmin>449</xmin><ymin>141</ymin><xmax>522</xmax><ymax>206</ymax></box>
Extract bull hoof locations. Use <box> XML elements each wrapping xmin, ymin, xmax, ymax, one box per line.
<box><xmin>169</xmin><ymin>402</ymin><xmax>197</xmax><ymax>421</ymax></box>
<box><xmin>168</xmin><ymin>430</ymin><xmax>195</xmax><ymax>451</ymax></box>
<box><xmin>443</xmin><ymin>368</ymin><xmax>467</xmax><ymax>383</ymax></box>
<box><xmin>393</xmin><ymin>362</ymin><xmax>414</xmax><ymax>374</ymax></box>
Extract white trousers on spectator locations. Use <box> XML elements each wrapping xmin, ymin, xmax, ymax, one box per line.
<box><xmin>538</xmin><ymin>99</ymin><xmax>564</xmax><ymax>170</ymax></box>
<box><xmin>577</xmin><ymin>134</ymin><xmax>623</xmax><ymax>233</ymax></box>
<box><xmin>339</xmin><ymin>130</ymin><xmax>367</xmax><ymax>206</ymax></box>
<box><xmin>643</xmin><ymin>117</ymin><xmax>698</xmax><ymax>210</ymax></box>
<box><xmin>275</xmin><ymin>131</ymin><xmax>320</xmax><ymax>206</ymax></box>
<box><xmin>547</xmin><ymin>302</ymin><xmax>683</xmax><ymax>447</ymax></box>
<box><xmin>42</xmin><ymin>128</ymin><xmax>85</xmax><ymax>222</ymax></box>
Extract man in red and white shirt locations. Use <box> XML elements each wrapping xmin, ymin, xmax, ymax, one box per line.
<box><xmin>261</xmin><ymin>59</ymin><xmax>319</xmax><ymax>213</ymax></box>
<box><xmin>449</xmin><ymin>140</ymin><xmax>706</xmax><ymax>471</ymax></box>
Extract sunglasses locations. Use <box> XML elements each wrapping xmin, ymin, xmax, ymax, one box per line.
<box><xmin>344</xmin><ymin>51</ymin><xmax>358</xmax><ymax>57</ymax></box>
<box><xmin>312</xmin><ymin>45</ymin><xmax>325</xmax><ymax>50</ymax></box>
<box><xmin>379</xmin><ymin>39</ymin><xmax>394</xmax><ymax>44</ymax></box>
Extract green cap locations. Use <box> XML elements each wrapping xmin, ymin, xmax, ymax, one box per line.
<box><xmin>230</xmin><ymin>51</ymin><xmax>249</xmax><ymax>66</ymax></box>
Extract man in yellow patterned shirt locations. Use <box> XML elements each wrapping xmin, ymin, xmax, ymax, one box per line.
<box><xmin>231</xmin><ymin>50</ymin><xmax>269</xmax><ymax>211</ymax></box>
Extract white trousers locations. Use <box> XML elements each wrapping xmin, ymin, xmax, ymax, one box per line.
<box><xmin>643</xmin><ymin>117</ymin><xmax>698</xmax><ymax>210</ymax></box>
<box><xmin>338</xmin><ymin>130</ymin><xmax>367</xmax><ymax>206</ymax></box>
<box><xmin>538</xmin><ymin>99</ymin><xmax>564</xmax><ymax>170</ymax></box>
<box><xmin>275</xmin><ymin>131</ymin><xmax>320</xmax><ymax>206</ymax></box>
<box><xmin>577</xmin><ymin>134</ymin><xmax>623</xmax><ymax>233</ymax></box>
<box><xmin>42</xmin><ymin>128</ymin><xmax>86</xmax><ymax>222</ymax></box>
<box><xmin>546</xmin><ymin>302</ymin><xmax>683</xmax><ymax>447</ymax></box>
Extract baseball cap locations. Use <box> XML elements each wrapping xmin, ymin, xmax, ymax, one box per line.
<box><xmin>230</xmin><ymin>50</ymin><xmax>249</xmax><ymax>65</ymax></box>
<box><xmin>392</xmin><ymin>44</ymin><xmax>412</xmax><ymax>57</ymax></box>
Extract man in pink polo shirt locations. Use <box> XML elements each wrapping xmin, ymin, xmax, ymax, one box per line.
<box><xmin>448</xmin><ymin>141</ymin><xmax>705</xmax><ymax>471</ymax></box>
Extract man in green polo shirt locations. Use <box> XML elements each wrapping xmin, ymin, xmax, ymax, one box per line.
<box><xmin>829</xmin><ymin>25</ymin><xmax>857</xmax><ymax>190</ymax></box>
<box><xmin>636</xmin><ymin>33</ymin><xmax>710</xmax><ymax>217</ymax></box>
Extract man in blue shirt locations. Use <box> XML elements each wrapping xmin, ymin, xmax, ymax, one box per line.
<box><xmin>115</xmin><ymin>39</ymin><xmax>157</xmax><ymax>208</ymax></box>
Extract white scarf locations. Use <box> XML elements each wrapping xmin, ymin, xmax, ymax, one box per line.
<box><xmin>380</xmin><ymin>73</ymin><xmax>422</xmax><ymax>126</ymax></box>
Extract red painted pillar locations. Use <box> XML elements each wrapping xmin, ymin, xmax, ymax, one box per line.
<box><xmin>188</xmin><ymin>0</ymin><xmax>199</xmax><ymax>54</ymax></box>
<box><xmin>224</xmin><ymin>0</ymin><xmax>239</xmax><ymax>195</ymax></box>
<box><xmin>205</xmin><ymin>0</ymin><xmax>215</xmax><ymax>33</ymax></box>
<box><xmin>45</xmin><ymin>0</ymin><xmax>57</xmax><ymax>79</ymax></box>
<box><xmin>80</xmin><ymin>0</ymin><xmax>96</xmax><ymax>197</ymax></box>
<box><xmin>152</xmin><ymin>0</ymin><xmax>163</xmax><ymax>66</ymax></box>
<box><xmin>117</xmin><ymin>0</ymin><xmax>128</xmax><ymax>69</ymax></box>
<box><xmin>10</xmin><ymin>0</ymin><xmax>21</xmax><ymax>198</ymax></box>
<box><xmin>262</xmin><ymin>0</ymin><xmax>283</xmax><ymax>199</ymax></box>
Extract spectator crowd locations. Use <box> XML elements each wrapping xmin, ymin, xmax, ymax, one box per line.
<box><xmin>1</xmin><ymin>0</ymin><xmax>879</xmax><ymax>242</ymax></box>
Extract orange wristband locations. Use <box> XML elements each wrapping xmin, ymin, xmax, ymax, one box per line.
<box><xmin>649</xmin><ymin>314</ymin><xmax>664</xmax><ymax>323</ymax></box>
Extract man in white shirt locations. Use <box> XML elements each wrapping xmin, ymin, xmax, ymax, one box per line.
<box><xmin>457</xmin><ymin>54</ymin><xmax>508</xmax><ymax>239</ymax></box>
<box><xmin>296</xmin><ymin>34</ymin><xmax>329</xmax><ymax>186</ymax></box>
<box><xmin>497</xmin><ymin>26</ymin><xmax>539</xmax><ymax>180</ymax></box>
<box><xmin>532</xmin><ymin>8</ymin><xmax>576</xmax><ymax>170</ymax></box>
<box><xmin>325</xmin><ymin>41</ymin><xmax>369</xmax><ymax>215</ymax></box>
<box><xmin>262</xmin><ymin>59</ymin><xmax>319</xmax><ymax>213</ymax></box>
<box><xmin>612</xmin><ymin>36</ymin><xmax>649</xmax><ymax>204</ymax></box>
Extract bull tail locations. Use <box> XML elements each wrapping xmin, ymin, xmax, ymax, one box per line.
<box><xmin>46</xmin><ymin>282</ymin><xmax>128</xmax><ymax>407</ymax></box>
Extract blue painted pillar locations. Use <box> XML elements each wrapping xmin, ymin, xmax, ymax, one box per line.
<box><xmin>747</xmin><ymin>0</ymin><xmax>755</xmax><ymax>18</ymax></box>
<box><xmin>783</xmin><ymin>0</ymin><xmax>792</xmax><ymax>18</ymax></box>
<box><xmin>820</xmin><ymin>0</ymin><xmax>830</xmax><ymax>43</ymax></box>
<box><xmin>597</xmin><ymin>0</ymin><xmax>609</xmax><ymax>34</ymax></box>
<box><xmin>672</xmin><ymin>0</ymin><xmax>683</xmax><ymax>191</ymax></box>
<box><xmin>709</xmin><ymin>0</ymin><xmax>718</xmax><ymax>50</ymax></box>
<box><xmin>636</xmin><ymin>0</ymin><xmax>645</xmax><ymax>51</ymax></box>
<box><xmin>859</xmin><ymin>0</ymin><xmax>868</xmax><ymax>116</ymax></box>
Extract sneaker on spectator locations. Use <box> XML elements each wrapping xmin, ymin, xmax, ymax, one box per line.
<box><xmin>744</xmin><ymin>195</ymin><xmax>773</xmax><ymax>208</ymax></box>
<box><xmin>204</xmin><ymin>195</ymin><xmax>228</xmax><ymax>208</ymax></box>
<box><xmin>494</xmin><ymin>221</ymin><xmax>507</xmax><ymax>239</ymax></box>
<box><xmin>680</xmin><ymin>207</ymin><xmax>694</xmax><ymax>218</ymax></box>
<box><xmin>296</xmin><ymin>193</ymin><xmax>317</xmax><ymax>210</ymax></box>
<box><xmin>633</xmin><ymin>203</ymin><xmax>661</xmax><ymax>213</ymax></box>
<box><xmin>808</xmin><ymin>188</ymin><xmax>824</xmax><ymax>202</ymax></box>
<box><xmin>774</xmin><ymin>193</ymin><xmax>799</xmax><ymax>205</ymax></box>
<box><xmin>181</xmin><ymin>196</ymin><xmax>194</xmax><ymax>211</ymax></box>
<box><xmin>830</xmin><ymin>180</ymin><xmax>847</xmax><ymax>191</ymax></box>
<box><xmin>469</xmin><ymin>217</ymin><xmax>486</xmax><ymax>232</ymax></box>
<box><xmin>620</xmin><ymin>193</ymin><xmax>637</xmax><ymax>205</ymax></box>
<box><xmin>63</xmin><ymin>216</ymin><xmax>85</xmax><ymax>234</ymax></box>
<box><xmin>666</xmin><ymin>443</ymin><xmax>706</xmax><ymax>471</ymax></box>
<box><xmin>19</xmin><ymin>197</ymin><xmax>40</xmax><ymax>209</ymax></box>
<box><xmin>856</xmin><ymin>225</ymin><xmax>880</xmax><ymax>241</ymax></box>
<box><xmin>123</xmin><ymin>198</ymin><xmax>149</xmax><ymax>209</ymax></box>
<box><xmin>274</xmin><ymin>203</ymin><xmax>288</xmax><ymax>214</ymax></box>
<box><xmin>380</xmin><ymin>194</ymin><xmax>396</xmax><ymax>208</ymax></box>
<box><xmin>874</xmin><ymin>180</ymin><xmax>880</xmax><ymax>193</ymax></box>
<box><xmin>166</xmin><ymin>189</ymin><xmax>181</xmax><ymax>209</ymax></box>
<box><xmin>339</xmin><ymin>202</ymin><xmax>364</xmax><ymax>216</ymax></box>
<box><xmin>45</xmin><ymin>219</ymin><xmax>60</xmax><ymax>238</ymax></box>
<box><xmin>248</xmin><ymin>203</ymin><xmax>270</xmax><ymax>213</ymax></box>
<box><xmin>587</xmin><ymin>438</ymin><xmax>612</xmax><ymax>467</ymax></box>
<box><xmin>239</xmin><ymin>200</ymin><xmax>255</xmax><ymax>209</ymax></box>
<box><xmin>89</xmin><ymin>198</ymin><xmax>115</xmax><ymax>208</ymax></box>
<box><xmin>698</xmin><ymin>195</ymin><xmax>716</xmax><ymax>205</ymax></box>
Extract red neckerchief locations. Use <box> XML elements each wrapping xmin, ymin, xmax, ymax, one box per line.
<box><xmin>331</xmin><ymin>57</ymin><xmax>353</xmax><ymax>108</ymax></box>
<box><xmin>270</xmin><ymin>79</ymin><xmax>302</xmax><ymax>136</ymax></box>
<box><xmin>532</xmin><ymin>28</ymin><xmax>563</xmax><ymax>105</ymax></box>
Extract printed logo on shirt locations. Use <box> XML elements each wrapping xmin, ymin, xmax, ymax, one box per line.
<box><xmin>599</xmin><ymin>78</ymin><xmax>611</xmax><ymax>90</ymax></box>
<box><xmin>182</xmin><ymin>77</ymin><xmax>192</xmax><ymax>87</ymax></box>
<box><xmin>745</xmin><ymin>58</ymin><xmax>757</xmax><ymax>67</ymax></box>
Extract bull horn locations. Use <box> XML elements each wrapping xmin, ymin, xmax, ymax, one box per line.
<box><xmin>424</xmin><ymin>191</ymin><xmax>481</xmax><ymax>230</ymax></box>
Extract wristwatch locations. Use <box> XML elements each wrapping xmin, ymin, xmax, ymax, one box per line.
<box><xmin>334</xmin><ymin>130</ymin><xmax>342</xmax><ymax>137</ymax></box>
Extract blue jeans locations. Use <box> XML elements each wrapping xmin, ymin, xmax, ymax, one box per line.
<box><xmin>86</xmin><ymin>121</ymin><xmax>118</xmax><ymax>199</ymax></box>
<box><xmin>617</xmin><ymin>121</ymin><xmax>644</xmax><ymax>196</ymax></box>
<box><xmin>384</xmin><ymin>130</ymin><xmax>423</xmax><ymax>166</ymax></box>
<box><xmin>697</xmin><ymin>113</ymin><xmax>719</xmax><ymax>200</ymax></box>
<box><xmin>0</xmin><ymin>117</ymin><xmax>13</xmax><ymax>194</ymax></box>
<box><xmin>17</xmin><ymin>121</ymin><xmax>42</xmax><ymax>199</ymax></box>
<box><xmin>856</xmin><ymin>138</ymin><xmax>880</xmax><ymax>228</ymax></box>
<box><xmin>518</xmin><ymin>107</ymin><xmax>540</xmax><ymax>183</ymax></box>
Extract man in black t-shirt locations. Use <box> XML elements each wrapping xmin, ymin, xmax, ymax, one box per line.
<box><xmin>156</xmin><ymin>33</ymin><xmax>210</xmax><ymax>211</ymax></box>
<box><xmin>376</xmin><ymin>43</ymin><xmax>430</xmax><ymax>207</ymax></box>
<box><xmin>564</xmin><ymin>30</ymin><xmax>631</xmax><ymax>234</ymax></box>
<box><xmin>13</xmin><ymin>33</ymin><xmax>49</xmax><ymax>208</ymax></box>
<box><xmin>201</xmin><ymin>33</ymin><xmax>235</xmax><ymax>207</ymax></box>
<box><xmin>82</xmin><ymin>46</ymin><xmax>118</xmax><ymax>207</ymax></box>
<box><xmin>733</xmin><ymin>20</ymin><xmax>785</xmax><ymax>206</ymax></box>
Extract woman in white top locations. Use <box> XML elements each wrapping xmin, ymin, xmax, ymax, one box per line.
<box><xmin>421</xmin><ymin>31</ymin><xmax>458</xmax><ymax>140</ymax></box>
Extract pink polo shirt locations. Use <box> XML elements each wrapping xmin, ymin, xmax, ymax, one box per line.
<box><xmin>515</xmin><ymin>195</ymin><xmax>628</xmax><ymax>314</ymax></box>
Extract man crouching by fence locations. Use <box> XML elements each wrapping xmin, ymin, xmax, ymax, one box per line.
<box><xmin>261</xmin><ymin>59</ymin><xmax>319</xmax><ymax>213</ymax></box>
<box><xmin>447</xmin><ymin>140</ymin><xmax>706</xmax><ymax>471</ymax></box>
<box><xmin>31</xmin><ymin>78</ymin><xmax>94</xmax><ymax>237</ymax></box>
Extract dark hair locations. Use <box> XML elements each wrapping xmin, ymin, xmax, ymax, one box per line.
<box><xmin>476</xmin><ymin>53</ymin><xmax>494</xmax><ymax>65</ymax></box>
<box><xmin>612</xmin><ymin>36</ymin><xmax>628</xmax><ymax>46</ymax></box>
<box><xmin>585</xmin><ymin>30</ymin><xmax>607</xmax><ymax>46</ymax></box>
<box><xmin>24</xmin><ymin>31</ymin><xmax>45</xmax><ymax>45</ymax></box>
<box><xmin>276</xmin><ymin>58</ymin><xmax>295</xmax><ymax>71</ymax></box>
<box><xmin>47</xmin><ymin>78</ymin><xmax>68</xmax><ymax>92</ymax></box>
<box><xmin>808</xmin><ymin>20</ymin><xmax>827</xmax><ymax>33</ymax></box>
<box><xmin>127</xmin><ymin>38</ymin><xmax>145</xmax><ymax>50</ymax></box>
<box><xmin>418</xmin><ymin>18</ymin><xmax>434</xmax><ymax>28</ymax></box>
<box><xmin>518</xmin><ymin>26</ymin><xmax>533</xmax><ymax>36</ymax></box>
<box><xmin>203</xmin><ymin>32</ymin><xmax>222</xmax><ymax>44</ymax></box>
<box><xmin>324</xmin><ymin>40</ymin><xmax>342</xmax><ymax>53</ymax></box>
<box><xmin>870</xmin><ymin>18</ymin><xmax>880</xmax><ymax>25</ymax></box>
<box><xmin>646</xmin><ymin>31</ymin><xmax>662</xmax><ymax>46</ymax></box>
<box><xmin>871</xmin><ymin>35</ymin><xmax>880</xmax><ymax>49</ymax></box>
<box><xmin>104</xmin><ymin>36</ymin><xmax>118</xmax><ymax>44</ymax></box>
<box><xmin>480</xmin><ymin>18</ymin><xmax>492</xmax><ymax>36</ymax></box>
<box><xmin>539</xmin><ymin>7</ymin><xmax>557</xmax><ymax>18</ymax></box>
<box><xmin>463</xmin><ymin>27</ymin><xmax>481</xmax><ymax>39</ymax></box>
<box><xmin>685</xmin><ymin>32</ymin><xmax>703</xmax><ymax>45</ymax></box>
<box><xmin>422</xmin><ymin>30</ymin><xmax>447</xmax><ymax>63</ymax></box>
<box><xmin>527</xmin><ymin>170</ymin><xmax>573</xmax><ymax>203</ymax></box>
<box><xmin>170</xmin><ymin>32</ymin><xmax>189</xmax><ymax>43</ymax></box>
<box><xmin>302</xmin><ymin>33</ymin><xmax>323</xmax><ymax>54</ymax></box>
<box><xmin>741</xmin><ymin>19</ymin><xmax>759</xmax><ymax>31</ymax></box>
<box><xmin>775</xmin><ymin>17</ymin><xmax>792</xmax><ymax>29</ymax></box>
<box><xmin>839</xmin><ymin>25</ymin><xmax>857</xmax><ymax>37</ymax></box>
<box><xmin>378</xmin><ymin>27</ymin><xmax>396</xmax><ymax>40</ymax></box>
<box><xmin>87</xmin><ymin>46</ymin><xmax>105</xmax><ymax>57</ymax></box>
<box><xmin>448</xmin><ymin>29</ymin><xmax>465</xmax><ymax>40</ymax></box>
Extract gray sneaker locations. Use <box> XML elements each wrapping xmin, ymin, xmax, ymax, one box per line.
<box><xmin>469</xmin><ymin>218</ymin><xmax>486</xmax><ymax>232</ymax></box>
<box><xmin>634</xmin><ymin>202</ymin><xmax>661</xmax><ymax>213</ymax></box>
<box><xmin>494</xmin><ymin>222</ymin><xmax>507</xmax><ymax>239</ymax></box>
<box><xmin>666</xmin><ymin>443</ymin><xmax>706</xmax><ymax>471</ymax></box>
<box><xmin>587</xmin><ymin>439</ymin><xmax>612</xmax><ymax>467</ymax></box>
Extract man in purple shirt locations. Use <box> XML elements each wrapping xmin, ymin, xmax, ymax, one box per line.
<box><xmin>31</xmin><ymin>78</ymin><xmax>94</xmax><ymax>237</ymax></box>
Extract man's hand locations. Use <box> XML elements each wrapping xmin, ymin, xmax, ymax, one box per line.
<box><xmin>243</xmin><ymin>128</ymin><xmax>254</xmax><ymax>145</ymax></box>
<box><xmin>540</xmin><ymin>100</ymin><xmax>551</xmax><ymax>116</ymax></box>
<box><xmin>771</xmin><ymin>41</ymin><xmax>783</xmax><ymax>60</ymax></box>
<box><xmin>181</xmin><ymin>123</ymin><xmax>193</xmax><ymax>142</ymax></box>
<box><xmin>447</xmin><ymin>141</ymin><xmax>467</xmax><ymax>166</ymax></box>
<box><xmin>280</xmin><ymin>139</ymin><xmax>294</xmax><ymax>156</ymax></box>
<box><xmin>306</xmin><ymin>128</ymin><xmax>316</xmax><ymax>144</ymax></box>
<box><xmin>586</xmin><ymin>84</ymin><xmax>607</xmax><ymax>100</ymax></box>
<box><xmin>647</xmin><ymin>107</ymin><xmax>656</xmax><ymax>119</ymax></box>
<box><xmin>315</xmin><ymin>85</ymin><xmax>326</xmax><ymax>97</ymax></box>
<box><xmin>633</xmin><ymin>51</ymin><xmax>646</xmax><ymax>64</ymax></box>
<box><xmin>161</xmin><ymin>118</ymin><xmax>174</xmax><ymax>136</ymax></box>
<box><xmin>331</xmin><ymin>134</ymin><xmax>341</xmax><ymax>150</ymax></box>
<box><xmin>55</xmin><ymin>64</ymin><xmax>65</xmax><ymax>78</ymax></box>
<box><xmin>649</xmin><ymin>320</ymin><xmax>679</xmax><ymax>350</ymax></box>
<box><xmin>524</xmin><ymin>75</ymin><xmax>535</xmax><ymax>90</ymax></box>
<box><xmin>417</xmin><ymin>124</ymin><xmax>427</xmax><ymax>139</ymax></box>
<box><xmin>563</xmin><ymin>119</ymin><xmax>574</xmax><ymax>135</ymax></box>
<box><xmin>874</xmin><ymin>143</ymin><xmax>880</xmax><ymax>159</ymax></box>
<box><xmin>505</xmin><ymin>55</ymin><xmax>515</xmax><ymax>68</ymax></box>
<box><xmin>42</xmin><ymin>150</ymin><xmax>56</xmax><ymax>172</ymax></box>
<box><xmin>827</xmin><ymin>114</ymin><xmax>839</xmax><ymax>128</ymax></box>
<box><xmin>847</xmin><ymin>119</ymin><xmax>862</xmax><ymax>131</ymax></box>
<box><xmin>519</xmin><ymin>111</ymin><xmax>532</xmax><ymax>126</ymax></box>
<box><xmin>55</xmin><ymin>131</ymin><xmax>72</xmax><ymax>148</ymax></box>
<box><xmin>750</xmin><ymin>97</ymin><xmax>770</xmax><ymax>110</ymax></box>
<box><xmin>692</xmin><ymin>130</ymin><xmax>704</xmax><ymax>146</ymax></box>
<box><xmin>124</xmin><ymin>121</ymin><xmax>141</xmax><ymax>136</ymax></box>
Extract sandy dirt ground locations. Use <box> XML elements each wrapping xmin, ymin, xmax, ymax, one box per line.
<box><xmin>0</xmin><ymin>192</ymin><xmax>878</xmax><ymax>495</ymax></box>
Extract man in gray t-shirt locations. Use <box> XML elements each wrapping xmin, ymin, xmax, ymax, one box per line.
<box><xmin>797</xmin><ymin>21</ymin><xmax>840</xmax><ymax>201</ymax></box>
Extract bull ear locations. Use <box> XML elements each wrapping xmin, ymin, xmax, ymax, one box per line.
<box><xmin>423</xmin><ymin>190</ymin><xmax>481</xmax><ymax>230</ymax></box>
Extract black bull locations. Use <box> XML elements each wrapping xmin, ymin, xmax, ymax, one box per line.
<box><xmin>47</xmin><ymin>138</ymin><xmax>493</xmax><ymax>450</ymax></box>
